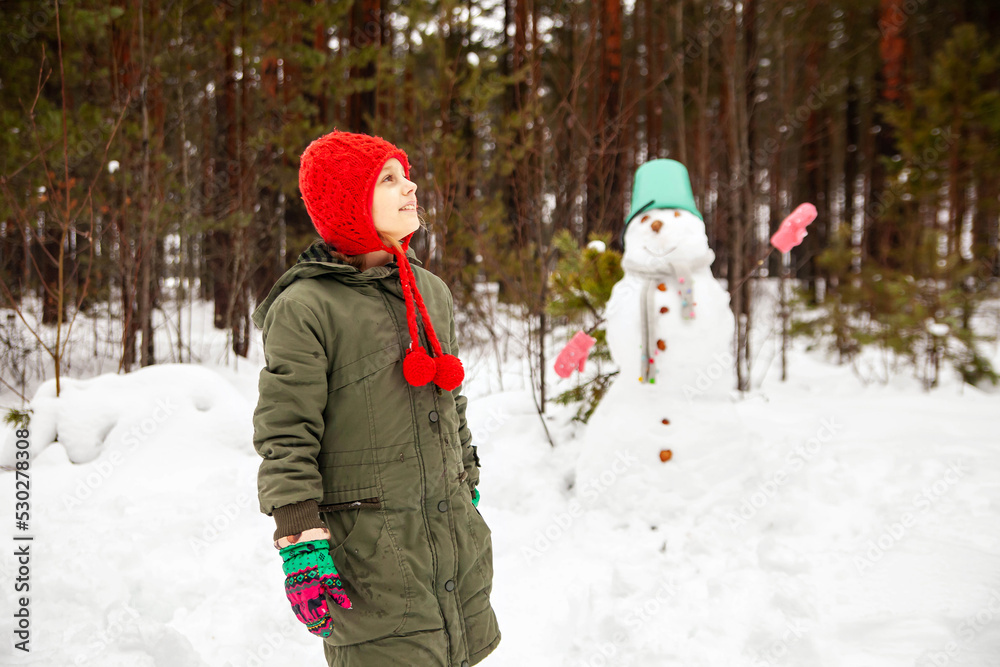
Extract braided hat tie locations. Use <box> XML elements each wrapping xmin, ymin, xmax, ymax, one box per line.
<box><xmin>390</xmin><ymin>245</ymin><xmax>464</xmax><ymax>390</ymax></box>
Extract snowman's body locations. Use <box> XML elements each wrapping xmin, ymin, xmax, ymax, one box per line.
<box><xmin>574</xmin><ymin>207</ymin><xmax>748</xmax><ymax>520</ymax></box>
<box><xmin>606</xmin><ymin>208</ymin><xmax>735</xmax><ymax>395</ymax></box>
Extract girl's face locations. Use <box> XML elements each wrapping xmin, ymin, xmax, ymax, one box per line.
<box><xmin>372</xmin><ymin>158</ymin><xmax>420</xmax><ymax>242</ymax></box>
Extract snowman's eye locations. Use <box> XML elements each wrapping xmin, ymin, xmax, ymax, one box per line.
<box><xmin>673</xmin><ymin>210</ymin><xmax>681</xmax><ymax>218</ymax></box>
<box><xmin>641</xmin><ymin>215</ymin><xmax>651</xmax><ymax>223</ymax></box>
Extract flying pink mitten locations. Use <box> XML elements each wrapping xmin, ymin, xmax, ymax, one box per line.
<box><xmin>554</xmin><ymin>330</ymin><xmax>597</xmax><ymax>378</ymax></box>
<box><xmin>770</xmin><ymin>203</ymin><xmax>817</xmax><ymax>253</ymax></box>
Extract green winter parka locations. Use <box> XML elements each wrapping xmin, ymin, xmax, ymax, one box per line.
<box><xmin>251</xmin><ymin>240</ymin><xmax>500</xmax><ymax>666</ymax></box>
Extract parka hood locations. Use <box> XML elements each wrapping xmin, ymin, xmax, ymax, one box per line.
<box><xmin>251</xmin><ymin>239</ymin><xmax>422</xmax><ymax>329</ymax></box>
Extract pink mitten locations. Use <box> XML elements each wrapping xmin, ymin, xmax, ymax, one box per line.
<box><xmin>554</xmin><ymin>331</ymin><xmax>597</xmax><ymax>378</ymax></box>
<box><xmin>770</xmin><ymin>203</ymin><xmax>817</xmax><ymax>253</ymax></box>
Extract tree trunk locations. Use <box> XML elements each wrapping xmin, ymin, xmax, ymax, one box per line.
<box><xmin>844</xmin><ymin>74</ymin><xmax>859</xmax><ymax>273</ymax></box>
<box><xmin>973</xmin><ymin>176</ymin><xmax>999</xmax><ymax>278</ymax></box>
<box><xmin>509</xmin><ymin>0</ymin><xmax>529</xmax><ymax>249</ymax></box>
<box><xmin>232</xmin><ymin>0</ymin><xmax>253</xmax><ymax>358</ymax></box>
<box><xmin>110</xmin><ymin>0</ymin><xmax>137</xmax><ymax>371</ymax></box>
<box><xmin>797</xmin><ymin>11</ymin><xmax>822</xmax><ymax>301</ymax></box>
<box><xmin>673</xmin><ymin>0</ymin><xmax>686</xmax><ymax>165</ymax></box>
<box><xmin>138</xmin><ymin>0</ymin><xmax>163</xmax><ymax>367</ymax></box>
<box><xmin>866</xmin><ymin>0</ymin><xmax>907</xmax><ymax>268</ymax></box>
<box><xmin>349</xmin><ymin>0</ymin><xmax>381</xmax><ymax>132</ymax></box>
<box><xmin>643</xmin><ymin>0</ymin><xmax>661</xmax><ymax>160</ymax></box>
<box><xmin>176</xmin><ymin>1</ymin><xmax>191</xmax><ymax>363</ymax></box>
<box><xmin>210</xmin><ymin>5</ymin><xmax>237</xmax><ymax>332</ymax></box>
<box><xmin>587</xmin><ymin>0</ymin><xmax>623</xmax><ymax>249</ymax></box>
<box><xmin>200</xmin><ymin>75</ymin><xmax>214</xmax><ymax>303</ymax></box>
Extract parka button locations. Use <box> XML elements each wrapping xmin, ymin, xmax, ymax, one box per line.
<box><xmin>438</xmin><ymin>500</ymin><xmax>448</xmax><ymax>512</ymax></box>
<box><xmin>428</xmin><ymin>410</ymin><xmax>439</xmax><ymax>423</ymax></box>
<box><xmin>445</xmin><ymin>579</ymin><xmax>455</xmax><ymax>592</ymax></box>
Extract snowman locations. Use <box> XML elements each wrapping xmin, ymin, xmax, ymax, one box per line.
<box><xmin>573</xmin><ymin>160</ymin><xmax>750</xmax><ymax>518</ymax></box>
<box><xmin>606</xmin><ymin>158</ymin><xmax>735</xmax><ymax>395</ymax></box>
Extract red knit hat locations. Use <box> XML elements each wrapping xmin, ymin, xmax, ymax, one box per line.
<box><xmin>298</xmin><ymin>130</ymin><xmax>464</xmax><ymax>391</ymax></box>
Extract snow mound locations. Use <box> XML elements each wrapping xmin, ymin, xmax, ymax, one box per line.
<box><xmin>0</xmin><ymin>364</ymin><xmax>251</xmax><ymax>467</ymax></box>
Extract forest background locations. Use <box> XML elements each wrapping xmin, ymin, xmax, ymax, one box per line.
<box><xmin>2</xmin><ymin>0</ymin><xmax>999</xmax><ymax>414</ymax></box>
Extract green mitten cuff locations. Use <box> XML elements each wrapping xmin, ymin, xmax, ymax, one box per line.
<box><xmin>472</xmin><ymin>487</ymin><xmax>480</xmax><ymax>507</ymax></box>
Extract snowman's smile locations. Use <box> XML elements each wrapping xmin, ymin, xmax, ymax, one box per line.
<box><xmin>643</xmin><ymin>244</ymin><xmax>678</xmax><ymax>258</ymax></box>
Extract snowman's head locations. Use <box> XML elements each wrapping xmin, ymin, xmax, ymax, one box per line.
<box><xmin>621</xmin><ymin>208</ymin><xmax>716</xmax><ymax>276</ymax></box>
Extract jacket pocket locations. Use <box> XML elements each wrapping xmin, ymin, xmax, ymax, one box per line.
<box><xmin>320</xmin><ymin>502</ymin><xmax>412</xmax><ymax>647</ymax></box>
<box><xmin>455</xmin><ymin>488</ymin><xmax>494</xmax><ymax>617</ymax></box>
<box><xmin>327</xmin><ymin>342</ymin><xmax>401</xmax><ymax>392</ymax></box>
<box><xmin>443</xmin><ymin>427</ymin><xmax>465</xmax><ymax>482</ymax></box>
<box><xmin>318</xmin><ymin>448</ymin><xmax>380</xmax><ymax>505</ymax></box>
<box><xmin>318</xmin><ymin>498</ymin><xmax>381</xmax><ymax>512</ymax></box>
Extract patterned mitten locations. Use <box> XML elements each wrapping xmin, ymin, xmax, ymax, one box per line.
<box><xmin>472</xmin><ymin>487</ymin><xmax>480</xmax><ymax>507</ymax></box>
<box><xmin>279</xmin><ymin>539</ymin><xmax>352</xmax><ymax>637</ymax></box>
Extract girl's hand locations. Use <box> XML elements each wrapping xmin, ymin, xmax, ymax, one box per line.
<box><xmin>274</xmin><ymin>527</ymin><xmax>330</xmax><ymax>550</ymax></box>
<box><xmin>279</xmin><ymin>539</ymin><xmax>352</xmax><ymax>638</ymax></box>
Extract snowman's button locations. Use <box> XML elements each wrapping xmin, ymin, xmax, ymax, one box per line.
<box><xmin>660</xmin><ymin>307</ymin><xmax>669</xmax><ymax>314</ymax></box>
<box><xmin>657</xmin><ymin>283</ymin><xmax>666</xmax><ymax>291</ymax></box>
<box><xmin>662</xmin><ymin>418</ymin><xmax>670</xmax><ymax>425</ymax></box>
<box><xmin>656</xmin><ymin>340</ymin><xmax>666</xmax><ymax>351</ymax></box>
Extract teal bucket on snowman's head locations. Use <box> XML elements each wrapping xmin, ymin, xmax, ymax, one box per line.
<box><xmin>621</xmin><ymin>159</ymin><xmax>703</xmax><ymax>249</ymax></box>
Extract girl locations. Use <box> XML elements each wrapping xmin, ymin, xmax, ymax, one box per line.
<box><xmin>251</xmin><ymin>130</ymin><xmax>501</xmax><ymax>667</ymax></box>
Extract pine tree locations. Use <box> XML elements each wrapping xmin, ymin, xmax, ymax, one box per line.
<box><xmin>545</xmin><ymin>230</ymin><xmax>623</xmax><ymax>422</ymax></box>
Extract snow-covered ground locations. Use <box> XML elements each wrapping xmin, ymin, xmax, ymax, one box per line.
<box><xmin>1</xmin><ymin>285</ymin><xmax>999</xmax><ymax>666</ymax></box>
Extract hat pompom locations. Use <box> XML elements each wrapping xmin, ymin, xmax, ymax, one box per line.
<box><xmin>433</xmin><ymin>354</ymin><xmax>464</xmax><ymax>391</ymax></box>
<box><xmin>403</xmin><ymin>346</ymin><xmax>436</xmax><ymax>386</ymax></box>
